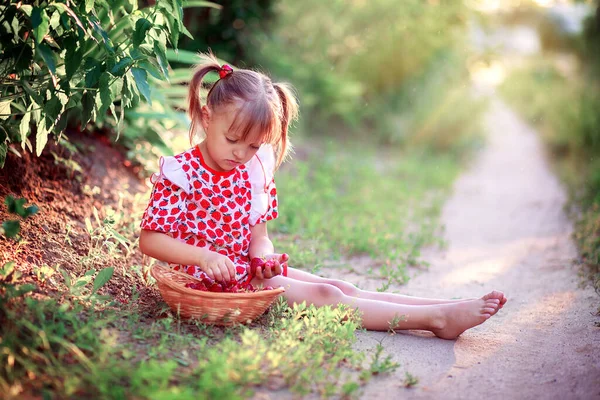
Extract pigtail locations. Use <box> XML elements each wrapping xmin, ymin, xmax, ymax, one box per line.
<box><xmin>187</xmin><ymin>52</ymin><xmax>222</xmax><ymax>144</ymax></box>
<box><xmin>272</xmin><ymin>82</ymin><xmax>299</xmax><ymax>169</ymax></box>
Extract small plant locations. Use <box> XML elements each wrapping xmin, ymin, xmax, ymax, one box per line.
<box><xmin>404</xmin><ymin>371</ymin><xmax>419</xmax><ymax>388</ymax></box>
<box><xmin>82</xmin><ymin>206</ymin><xmax>132</xmax><ymax>268</ymax></box>
<box><xmin>388</xmin><ymin>314</ymin><xmax>407</xmax><ymax>335</ymax></box>
<box><xmin>61</xmin><ymin>266</ymin><xmax>114</xmax><ymax>303</ymax></box>
<box><xmin>1</xmin><ymin>195</ymin><xmax>38</xmax><ymax>239</ymax></box>
<box><xmin>360</xmin><ymin>342</ymin><xmax>400</xmax><ymax>381</ymax></box>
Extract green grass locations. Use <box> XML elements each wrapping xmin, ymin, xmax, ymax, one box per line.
<box><xmin>1</xmin><ymin>136</ymin><xmax>471</xmax><ymax>398</ymax></box>
<box><xmin>500</xmin><ymin>57</ymin><xmax>600</xmax><ymax>296</ymax></box>
<box><xmin>272</xmin><ymin>140</ymin><xmax>462</xmax><ymax>284</ymax></box>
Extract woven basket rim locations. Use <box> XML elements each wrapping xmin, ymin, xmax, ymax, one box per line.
<box><xmin>150</xmin><ymin>264</ymin><xmax>286</xmax><ymax>299</ymax></box>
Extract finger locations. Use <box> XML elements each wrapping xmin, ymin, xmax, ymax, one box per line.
<box><xmin>226</xmin><ymin>259</ymin><xmax>236</xmax><ymax>282</ymax></box>
<box><xmin>211</xmin><ymin>265</ymin><xmax>224</xmax><ymax>282</ymax></box>
<box><xmin>272</xmin><ymin>262</ymin><xmax>282</xmax><ymax>276</ymax></box>
<box><xmin>262</xmin><ymin>265</ymin><xmax>273</xmax><ymax>279</ymax></box>
<box><xmin>205</xmin><ymin>267</ymin><xmax>215</xmax><ymax>280</ymax></box>
<box><xmin>220</xmin><ymin>264</ymin><xmax>231</xmax><ymax>282</ymax></box>
<box><xmin>255</xmin><ymin>267</ymin><xmax>264</xmax><ymax>280</ymax></box>
<box><xmin>281</xmin><ymin>253</ymin><xmax>289</xmax><ymax>262</ymax></box>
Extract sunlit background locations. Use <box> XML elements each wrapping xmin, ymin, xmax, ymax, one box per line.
<box><xmin>132</xmin><ymin>0</ymin><xmax>597</xmax><ymax>169</ymax></box>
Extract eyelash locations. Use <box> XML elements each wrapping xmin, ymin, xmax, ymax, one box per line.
<box><xmin>227</xmin><ymin>138</ymin><xmax>260</xmax><ymax>150</ymax></box>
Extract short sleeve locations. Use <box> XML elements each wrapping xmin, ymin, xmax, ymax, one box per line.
<box><xmin>247</xmin><ymin>145</ymin><xmax>279</xmax><ymax>226</ymax></box>
<box><xmin>140</xmin><ymin>156</ymin><xmax>189</xmax><ymax>233</ymax></box>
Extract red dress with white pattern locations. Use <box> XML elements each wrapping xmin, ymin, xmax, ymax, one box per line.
<box><xmin>140</xmin><ymin>144</ymin><xmax>278</xmax><ymax>286</ymax></box>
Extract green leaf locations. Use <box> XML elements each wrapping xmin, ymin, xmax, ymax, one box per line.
<box><xmin>61</xmin><ymin>269</ymin><xmax>72</xmax><ymax>288</ymax></box>
<box><xmin>183</xmin><ymin>1</ymin><xmax>222</xmax><ymax>10</ymax></box>
<box><xmin>19</xmin><ymin>5</ymin><xmax>33</xmax><ymax>17</ymax></box>
<box><xmin>2</xmin><ymin>220</ymin><xmax>21</xmax><ymax>238</ymax></box>
<box><xmin>181</xmin><ymin>24</ymin><xmax>193</xmax><ymax>40</ymax></box>
<box><xmin>165</xmin><ymin>14</ymin><xmax>180</xmax><ymax>49</ymax></box>
<box><xmin>37</xmin><ymin>43</ymin><xmax>56</xmax><ymax>74</ymax></box>
<box><xmin>88</xmin><ymin>15</ymin><xmax>114</xmax><ymax>53</ymax></box>
<box><xmin>97</xmin><ymin>72</ymin><xmax>113</xmax><ymax>118</ymax></box>
<box><xmin>133</xmin><ymin>18</ymin><xmax>152</xmax><ymax>48</ymax></box>
<box><xmin>35</xmin><ymin>119</ymin><xmax>49</xmax><ymax>156</ymax></box>
<box><xmin>0</xmin><ymin>101</ymin><xmax>11</xmax><ymax>120</ymax></box>
<box><xmin>93</xmin><ymin>267</ymin><xmax>114</xmax><ymax>293</ymax></box>
<box><xmin>25</xmin><ymin>205</ymin><xmax>39</xmax><ymax>217</ymax></box>
<box><xmin>85</xmin><ymin>60</ymin><xmax>104</xmax><ymax>87</ymax></box>
<box><xmin>110</xmin><ymin>57</ymin><xmax>133</xmax><ymax>77</ymax></box>
<box><xmin>124</xmin><ymin>0</ymin><xmax>137</xmax><ymax>13</ymax></box>
<box><xmin>19</xmin><ymin>106</ymin><xmax>32</xmax><ymax>149</ymax></box>
<box><xmin>131</xmin><ymin>68</ymin><xmax>152</xmax><ymax>104</ymax></box>
<box><xmin>44</xmin><ymin>95</ymin><xmax>62</xmax><ymax>130</ymax></box>
<box><xmin>31</xmin><ymin>7</ymin><xmax>49</xmax><ymax>44</ymax></box>
<box><xmin>54</xmin><ymin>109</ymin><xmax>70</xmax><ymax>134</ymax></box>
<box><xmin>81</xmin><ymin>91</ymin><xmax>95</xmax><ymax>125</ymax></box>
<box><xmin>64</xmin><ymin>36</ymin><xmax>81</xmax><ymax>80</ymax></box>
<box><xmin>0</xmin><ymin>261</ymin><xmax>16</xmax><ymax>280</ymax></box>
<box><xmin>0</xmin><ymin>142</ymin><xmax>6</xmax><ymax>169</ymax></box>
<box><xmin>154</xmin><ymin>41</ymin><xmax>169</xmax><ymax>79</ymax></box>
<box><xmin>138</xmin><ymin>60</ymin><xmax>163</xmax><ymax>80</ymax></box>
<box><xmin>49</xmin><ymin>10</ymin><xmax>61</xmax><ymax>30</ymax></box>
<box><xmin>85</xmin><ymin>0</ymin><xmax>95</xmax><ymax>13</ymax></box>
<box><xmin>14</xmin><ymin>284</ymin><xmax>36</xmax><ymax>297</ymax></box>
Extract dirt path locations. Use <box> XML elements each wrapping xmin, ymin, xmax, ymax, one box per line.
<box><xmin>355</xmin><ymin>97</ymin><xmax>600</xmax><ymax>399</ymax></box>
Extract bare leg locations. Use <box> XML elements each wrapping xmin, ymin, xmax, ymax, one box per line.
<box><xmin>254</xmin><ymin>275</ymin><xmax>501</xmax><ymax>339</ymax></box>
<box><xmin>286</xmin><ymin>267</ymin><xmax>507</xmax><ymax>309</ymax></box>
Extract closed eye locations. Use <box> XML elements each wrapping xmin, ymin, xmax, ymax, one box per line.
<box><xmin>226</xmin><ymin>137</ymin><xmax>237</xmax><ymax>144</ymax></box>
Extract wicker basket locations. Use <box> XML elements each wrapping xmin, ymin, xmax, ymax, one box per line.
<box><xmin>150</xmin><ymin>265</ymin><xmax>285</xmax><ymax>326</ymax></box>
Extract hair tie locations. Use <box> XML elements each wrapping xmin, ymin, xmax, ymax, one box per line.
<box><xmin>219</xmin><ymin>64</ymin><xmax>233</xmax><ymax>79</ymax></box>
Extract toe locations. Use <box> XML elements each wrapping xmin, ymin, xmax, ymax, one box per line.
<box><xmin>483</xmin><ymin>307</ymin><xmax>496</xmax><ymax>315</ymax></box>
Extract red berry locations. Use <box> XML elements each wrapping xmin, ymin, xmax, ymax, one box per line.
<box><xmin>209</xmin><ymin>283</ymin><xmax>223</xmax><ymax>292</ymax></box>
<box><xmin>250</xmin><ymin>257</ymin><xmax>266</xmax><ymax>275</ymax></box>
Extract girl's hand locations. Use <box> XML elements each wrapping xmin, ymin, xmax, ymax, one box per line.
<box><xmin>198</xmin><ymin>252</ymin><xmax>236</xmax><ymax>282</ymax></box>
<box><xmin>255</xmin><ymin>253</ymin><xmax>289</xmax><ymax>280</ymax></box>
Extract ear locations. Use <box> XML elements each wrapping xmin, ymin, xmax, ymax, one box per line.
<box><xmin>200</xmin><ymin>105</ymin><xmax>211</xmax><ymax>132</ymax></box>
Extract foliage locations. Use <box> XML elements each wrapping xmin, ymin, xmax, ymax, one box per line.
<box><xmin>175</xmin><ymin>0</ymin><xmax>274</xmax><ymax>65</ymax></box>
<box><xmin>256</xmin><ymin>0</ymin><xmax>477</xmax><ymax>146</ymax></box>
<box><xmin>0</xmin><ymin>283</ymin><xmax>394</xmax><ymax>398</ymax></box>
<box><xmin>0</xmin><ymin>0</ymin><xmax>191</xmax><ymax>167</ymax></box>
<box><xmin>1</xmin><ymin>195</ymin><xmax>38</xmax><ymax>239</ymax></box>
<box><xmin>272</xmin><ymin>140</ymin><xmax>459</xmax><ymax>286</ymax></box>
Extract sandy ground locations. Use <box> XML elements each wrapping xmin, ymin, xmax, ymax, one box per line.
<box><xmin>354</xmin><ymin>97</ymin><xmax>600</xmax><ymax>399</ymax></box>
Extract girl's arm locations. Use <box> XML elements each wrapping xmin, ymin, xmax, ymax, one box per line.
<box><xmin>139</xmin><ymin>229</ymin><xmax>236</xmax><ymax>282</ymax></box>
<box><xmin>249</xmin><ymin>222</ymin><xmax>274</xmax><ymax>259</ymax></box>
<box><xmin>249</xmin><ymin>222</ymin><xmax>284</xmax><ymax>279</ymax></box>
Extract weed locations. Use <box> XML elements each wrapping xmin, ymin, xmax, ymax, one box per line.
<box><xmin>360</xmin><ymin>342</ymin><xmax>400</xmax><ymax>381</ymax></box>
<box><xmin>388</xmin><ymin>314</ymin><xmax>407</xmax><ymax>335</ymax></box>
<box><xmin>404</xmin><ymin>371</ymin><xmax>419</xmax><ymax>388</ymax></box>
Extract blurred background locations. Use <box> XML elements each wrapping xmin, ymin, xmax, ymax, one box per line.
<box><xmin>1</xmin><ymin>0</ymin><xmax>598</xmax><ymax>278</ymax></box>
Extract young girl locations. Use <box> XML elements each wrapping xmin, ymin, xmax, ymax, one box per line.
<box><xmin>139</xmin><ymin>53</ymin><xmax>507</xmax><ymax>340</ymax></box>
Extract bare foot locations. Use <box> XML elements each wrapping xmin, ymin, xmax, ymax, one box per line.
<box><xmin>483</xmin><ymin>290</ymin><xmax>508</xmax><ymax>314</ymax></box>
<box><xmin>431</xmin><ymin>295</ymin><xmax>501</xmax><ymax>340</ymax></box>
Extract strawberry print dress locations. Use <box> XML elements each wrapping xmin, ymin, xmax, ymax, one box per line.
<box><xmin>140</xmin><ymin>144</ymin><xmax>279</xmax><ymax>286</ymax></box>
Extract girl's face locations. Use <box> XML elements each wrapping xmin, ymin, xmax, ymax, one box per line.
<box><xmin>200</xmin><ymin>104</ymin><xmax>264</xmax><ymax>171</ymax></box>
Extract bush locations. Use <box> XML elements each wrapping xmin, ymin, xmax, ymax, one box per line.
<box><xmin>256</xmin><ymin>0</ymin><xmax>478</xmax><ymax>149</ymax></box>
<box><xmin>0</xmin><ymin>0</ymin><xmax>190</xmax><ymax>168</ymax></box>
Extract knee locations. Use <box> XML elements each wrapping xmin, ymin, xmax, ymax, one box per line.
<box><xmin>328</xmin><ymin>280</ymin><xmax>359</xmax><ymax>297</ymax></box>
<box><xmin>315</xmin><ymin>283</ymin><xmax>345</xmax><ymax>304</ymax></box>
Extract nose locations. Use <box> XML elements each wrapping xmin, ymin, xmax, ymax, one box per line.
<box><xmin>232</xmin><ymin>146</ymin><xmax>245</xmax><ymax>161</ymax></box>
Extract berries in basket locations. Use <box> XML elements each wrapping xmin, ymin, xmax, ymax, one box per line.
<box><xmin>150</xmin><ymin>264</ymin><xmax>285</xmax><ymax>326</ymax></box>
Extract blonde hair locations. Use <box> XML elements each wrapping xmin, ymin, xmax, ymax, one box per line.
<box><xmin>188</xmin><ymin>52</ymin><xmax>299</xmax><ymax>169</ymax></box>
